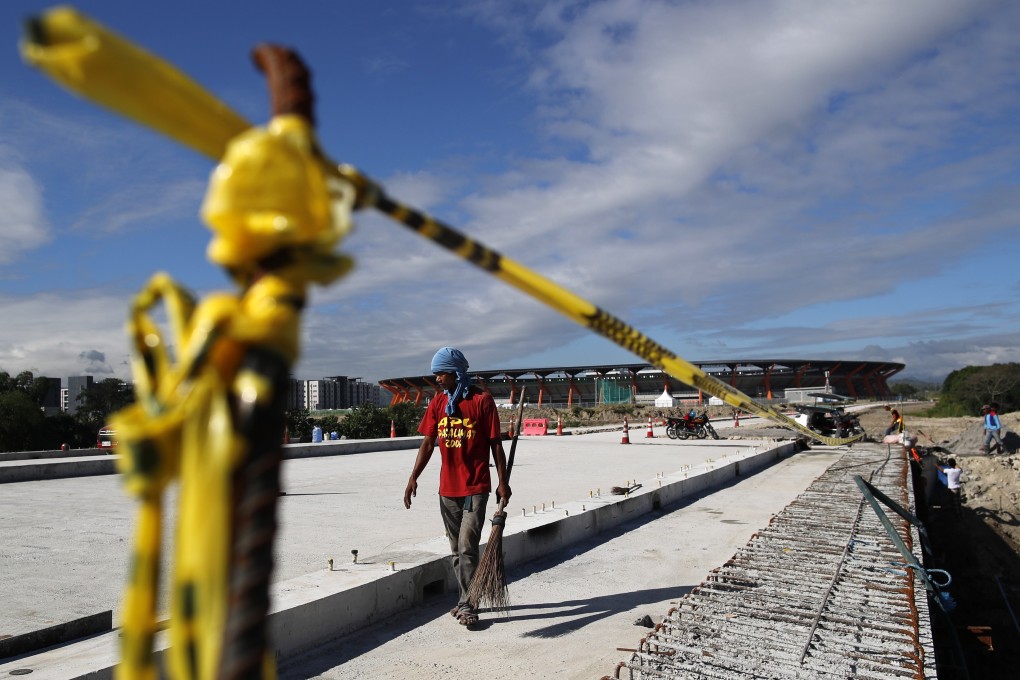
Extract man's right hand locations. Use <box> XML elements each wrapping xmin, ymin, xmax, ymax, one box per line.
<box><xmin>403</xmin><ymin>478</ymin><xmax>417</xmax><ymax>509</ymax></box>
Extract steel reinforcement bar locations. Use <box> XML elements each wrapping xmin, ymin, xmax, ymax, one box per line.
<box><xmin>605</xmin><ymin>444</ymin><xmax>936</xmax><ymax>680</ymax></box>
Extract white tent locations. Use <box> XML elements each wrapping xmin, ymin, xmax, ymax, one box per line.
<box><xmin>654</xmin><ymin>387</ymin><xmax>675</xmax><ymax>408</ymax></box>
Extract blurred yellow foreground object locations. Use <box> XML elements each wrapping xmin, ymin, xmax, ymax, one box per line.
<box><xmin>21</xmin><ymin>5</ymin><xmax>249</xmax><ymax>159</ymax></box>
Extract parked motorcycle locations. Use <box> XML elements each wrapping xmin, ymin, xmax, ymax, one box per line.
<box><xmin>665</xmin><ymin>410</ymin><xmax>720</xmax><ymax>440</ymax></box>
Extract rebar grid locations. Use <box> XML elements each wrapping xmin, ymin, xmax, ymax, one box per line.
<box><xmin>609</xmin><ymin>445</ymin><xmax>934</xmax><ymax>680</ymax></box>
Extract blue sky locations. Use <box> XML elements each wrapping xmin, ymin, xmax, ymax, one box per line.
<box><xmin>2</xmin><ymin>0</ymin><xmax>1018</xmax><ymax>386</ymax></box>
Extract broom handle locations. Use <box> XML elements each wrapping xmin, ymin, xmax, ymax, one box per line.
<box><xmin>498</xmin><ymin>389</ymin><xmax>527</xmax><ymax>513</ymax></box>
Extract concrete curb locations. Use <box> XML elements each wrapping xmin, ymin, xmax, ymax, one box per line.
<box><xmin>0</xmin><ymin>440</ymin><xmax>796</xmax><ymax>679</ymax></box>
<box><xmin>0</xmin><ymin>438</ymin><xmax>424</xmax><ymax>484</ymax></box>
<box><xmin>0</xmin><ymin>612</ymin><xmax>112</xmax><ymax>661</ymax></box>
<box><xmin>0</xmin><ymin>449</ymin><xmax>110</xmax><ymax>462</ymax></box>
<box><xmin>0</xmin><ymin>457</ymin><xmax>119</xmax><ymax>484</ymax></box>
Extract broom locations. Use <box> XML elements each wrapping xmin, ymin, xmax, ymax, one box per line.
<box><xmin>611</xmin><ymin>482</ymin><xmax>642</xmax><ymax>495</ymax></box>
<box><xmin>466</xmin><ymin>390</ymin><xmax>527</xmax><ymax>613</ymax></box>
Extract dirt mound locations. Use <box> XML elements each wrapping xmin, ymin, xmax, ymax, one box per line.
<box><xmin>943</xmin><ymin>411</ymin><xmax>1020</xmax><ymax>455</ymax></box>
<box><xmin>941</xmin><ymin>412</ymin><xmax>1020</xmax><ymax>555</ymax></box>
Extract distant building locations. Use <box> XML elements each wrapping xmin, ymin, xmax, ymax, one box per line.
<box><xmin>337</xmin><ymin>377</ymin><xmax>381</xmax><ymax>409</ymax></box>
<box><xmin>284</xmin><ymin>378</ymin><xmax>305</xmax><ymax>411</ymax></box>
<box><xmin>39</xmin><ymin>377</ymin><xmax>62</xmax><ymax>416</ymax></box>
<box><xmin>66</xmin><ymin>375</ymin><xmax>95</xmax><ymax>415</ymax></box>
<box><xmin>286</xmin><ymin>375</ymin><xmax>384</xmax><ymax>411</ymax></box>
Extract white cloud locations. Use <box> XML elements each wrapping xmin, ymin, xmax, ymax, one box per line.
<box><xmin>0</xmin><ymin>160</ymin><xmax>50</xmax><ymax>265</ymax></box>
<box><xmin>299</xmin><ymin>0</ymin><xmax>1019</xmax><ymax>383</ymax></box>
<box><xmin>70</xmin><ymin>178</ymin><xmax>206</xmax><ymax>235</ymax></box>
<box><xmin>4</xmin><ymin>0</ymin><xmax>1018</xmax><ymax>391</ymax></box>
<box><xmin>0</xmin><ymin>291</ymin><xmax>132</xmax><ymax>380</ymax></box>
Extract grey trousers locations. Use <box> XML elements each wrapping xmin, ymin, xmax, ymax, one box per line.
<box><xmin>439</xmin><ymin>493</ymin><xmax>489</xmax><ymax>605</ymax></box>
<box><xmin>985</xmin><ymin>429</ymin><xmax>1004</xmax><ymax>451</ymax></box>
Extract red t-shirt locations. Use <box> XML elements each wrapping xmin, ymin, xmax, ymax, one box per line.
<box><xmin>418</xmin><ymin>387</ymin><xmax>501</xmax><ymax>497</ymax></box>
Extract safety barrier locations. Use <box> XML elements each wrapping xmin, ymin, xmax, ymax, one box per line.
<box><xmin>522</xmin><ymin>418</ymin><xmax>549</xmax><ymax>436</ymax></box>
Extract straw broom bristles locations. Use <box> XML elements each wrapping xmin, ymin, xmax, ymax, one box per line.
<box><xmin>611</xmin><ymin>483</ymin><xmax>642</xmax><ymax>495</ymax></box>
<box><xmin>466</xmin><ymin>504</ymin><xmax>510</xmax><ymax>612</ymax></box>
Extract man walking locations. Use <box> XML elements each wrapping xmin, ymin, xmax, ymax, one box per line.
<box><xmin>983</xmin><ymin>403</ymin><xmax>1004</xmax><ymax>455</ymax></box>
<box><xmin>404</xmin><ymin>347</ymin><xmax>511</xmax><ymax>626</ymax></box>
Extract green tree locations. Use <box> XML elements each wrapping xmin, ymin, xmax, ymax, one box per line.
<box><xmin>889</xmin><ymin>382</ymin><xmax>919</xmax><ymax>399</ymax></box>
<box><xmin>0</xmin><ymin>369</ymin><xmax>52</xmax><ymax>405</ymax></box>
<box><xmin>0</xmin><ymin>390</ymin><xmax>46</xmax><ymax>452</ymax></box>
<box><xmin>388</xmin><ymin>401</ymin><xmax>425</xmax><ymax>437</ymax></box>
<box><xmin>337</xmin><ymin>403</ymin><xmax>391</xmax><ymax>439</ymax></box>
<box><xmin>938</xmin><ymin>363</ymin><xmax>1020</xmax><ymax>416</ymax></box>
<box><xmin>285</xmin><ymin>408</ymin><xmax>312</xmax><ymax>441</ymax></box>
<box><xmin>39</xmin><ymin>413</ymin><xmax>93</xmax><ymax>450</ymax></box>
<box><xmin>75</xmin><ymin>378</ymin><xmax>134</xmax><ymax>430</ymax></box>
<box><xmin>963</xmin><ymin>363</ymin><xmax>1020</xmax><ymax>410</ymax></box>
<box><xmin>316</xmin><ymin>414</ymin><xmax>342</xmax><ymax>438</ymax></box>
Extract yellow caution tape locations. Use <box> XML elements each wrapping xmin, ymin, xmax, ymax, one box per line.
<box><xmin>338</xmin><ymin>172</ymin><xmax>862</xmax><ymax>446</ymax></box>
<box><xmin>21</xmin><ymin>6</ymin><xmax>863</xmax><ymax>679</ymax></box>
<box><xmin>21</xmin><ymin>6</ymin><xmax>863</xmax><ymax>443</ymax></box>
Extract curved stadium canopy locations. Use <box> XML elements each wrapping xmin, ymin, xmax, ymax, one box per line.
<box><xmin>379</xmin><ymin>359</ymin><xmax>904</xmax><ymax>407</ymax></box>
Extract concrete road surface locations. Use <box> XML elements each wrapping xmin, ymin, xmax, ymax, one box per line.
<box><xmin>278</xmin><ymin>445</ymin><xmax>843</xmax><ymax>680</ymax></box>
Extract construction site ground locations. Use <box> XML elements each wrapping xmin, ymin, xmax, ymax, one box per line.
<box><xmin>2</xmin><ymin>405</ymin><xmax>1018</xmax><ymax>678</ymax></box>
<box><xmin>278</xmin><ymin>443</ymin><xmax>845</xmax><ymax>680</ymax></box>
<box><xmin>855</xmin><ymin>405</ymin><xmax>1020</xmax><ymax>680</ymax></box>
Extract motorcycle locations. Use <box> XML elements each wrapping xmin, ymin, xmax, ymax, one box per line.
<box><xmin>665</xmin><ymin>410</ymin><xmax>720</xmax><ymax>440</ymax></box>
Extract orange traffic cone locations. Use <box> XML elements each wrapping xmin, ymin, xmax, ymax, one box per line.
<box><xmin>733</xmin><ymin>411</ymin><xmax>740</xmax><ymax>428</ymax></box>
<box><xmin>390</xmin><ymin>420</ymin><xmax>396</xmax><ymax>438</ymax></box>
<box><xmin>646</xmin><ymin>416</ymin><xmax>654</xmax><ymax>438</ymax></box>
<box><xmin>621</xmin><ymin>416</ymin><xmax>631</xmax><ymax>444</ymax></box>
<box><xmin>556</xmin><ymin>415</ymin><xmax>564</xmax><ymax>436</ymax></box>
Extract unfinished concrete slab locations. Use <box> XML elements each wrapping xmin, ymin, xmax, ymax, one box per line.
<box><xmin>1</xmin><ymin>429</ymin><xmax>934</xmax><ymax>680</ymax></box>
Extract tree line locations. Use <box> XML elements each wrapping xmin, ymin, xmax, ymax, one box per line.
<box><xmin>0</xmin><ymin>370</ymin><xmax>134</xmax><ymax>452</ymax></box>
<box><xmin>930</xmin><ymin>362</ymin><xmax>1019</xmax><ymax>417</ymax></box>
<box><xmin>10</xmin><ymin>361</ymin><xmax>1011</xmax><ymax>452</ymax></box>
<box><xmin>285</xmin><ymin>401</ymin><xmax>425</xmax><ymax>442</ymax></box>
<box><xmin>0</xmin><ymin>369</ymin><xmax>425</xmax><ymax>453</ymax></box>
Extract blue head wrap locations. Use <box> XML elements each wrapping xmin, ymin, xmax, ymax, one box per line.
<box><xmin>431</xmin><ymin>347</ymin><xmax>472</xmax><ymax>416</ymax></box>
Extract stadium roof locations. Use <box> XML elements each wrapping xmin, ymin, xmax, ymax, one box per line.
<box><xmin>379</xmin><ymin>359</ymin><xmax>904</xmax><ymax>406</ymax></box>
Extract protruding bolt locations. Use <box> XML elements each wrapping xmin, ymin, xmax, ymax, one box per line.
<box><xmin>328</xmin><ymin>558</ymin><xmax>333</xmax><ymax>571</ymax></box>
<box><xmin>388</xmin><ymin>561</ymin><xmax>396</xmax><ymax>571</ymax></box>
<box><xmin>351</xmin><ymin>549</ymin><xmax>359</xmax><ymax>563</ymax></box>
